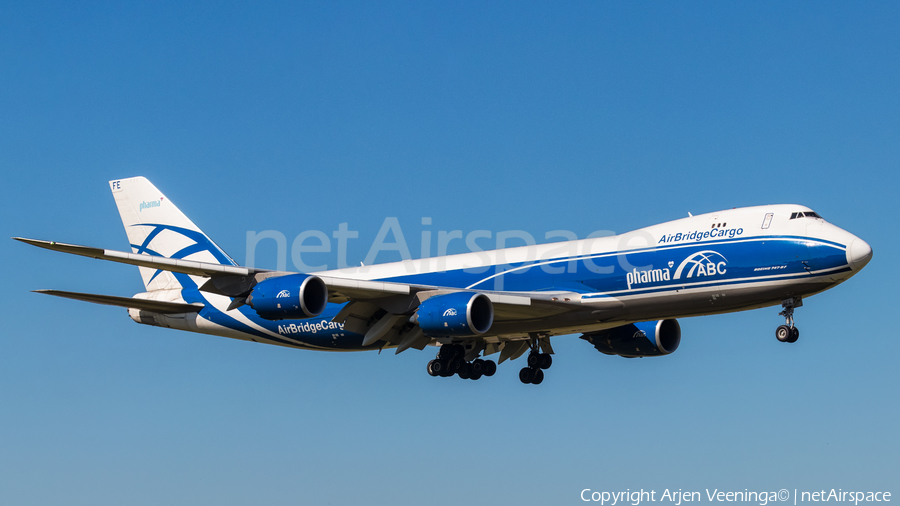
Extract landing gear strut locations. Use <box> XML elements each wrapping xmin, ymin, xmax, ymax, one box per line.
<box><xmin>519</xmin><ymin>336</ymin><xmax>552</xmax><ymax>385</ymax></box>
<box><xmin>775</xmin><ymin>297</ymin><xmax>801</xmax><ymax>343</ymax></box>
<box><xmin>427</xmin><ymin>344</ymin><xmax>496</xmax><ymax>380</ymax></box>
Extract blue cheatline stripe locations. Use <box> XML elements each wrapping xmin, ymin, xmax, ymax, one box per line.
<box><xmin>492</xmin><ymin>235</ymin><xmax>843</xmax><ymax>268</ymax></box>
<box><xmin>129</xmin><ymin>223</ymin><xmax>237</xmax><ymax>283</ymax></box>
<box><xmin>152</xmin><ymin>230</ymin><xmax>848</xmax><ymax>344</ymax></box>
<box><xmin>184</xmin><ymin>288</ymin><xmax>336</xmax><ymax>349</ymax></box>
<box><xmin>125</xmin><ymin>228</ymin><xmax>346</xmax><ymax>350</ymax></box>
<box><xmin>581</xmin><ymin>267</ymin><xmax>851</xmax><ymax>299</ymax></box>
<box><xmin>178</xmin><ymin>283</ymin><xmax>353</xmax><ymax>350</ymax></box>
<box><xmin>131</xmin><ymin>223</ymin><xmax>236</xmax><ymax>265</ymax></box>
<box><xmin>468</xmin><ymin>236</ymin><xmax>846</xmax><ymax>285</ymax></box>
<box><xmin>131</xmin><ymin>225</ymin><xmax>165</xmax><ymax>255</ymax></box>
<box><xmin>382</xmin><ymin>235</ymin><xmax>845</xmax><ymax>291</ymax></box>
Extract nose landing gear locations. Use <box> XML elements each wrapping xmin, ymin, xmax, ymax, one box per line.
<box><xmin>775</xmin><ymin>297</ymin><xmax>802</xmax><ymax>343</ymax></box>
<box><xmin>775</xmin><ymin>324</ymin><xmax>799</xmax><ymax>343</ymax></box>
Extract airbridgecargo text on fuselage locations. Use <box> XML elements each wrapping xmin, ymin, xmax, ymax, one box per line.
<box><xmin>658</xmin><ymin>227</ymin><xmax>744</xmax><ymax>244</ymax></box>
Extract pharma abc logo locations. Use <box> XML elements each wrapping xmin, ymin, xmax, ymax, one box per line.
<box><xmin>673</xmin><ymin>250</ymin><xmax>727</xmax><ymax>279</ymax></box>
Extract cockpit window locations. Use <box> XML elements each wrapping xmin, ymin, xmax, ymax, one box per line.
<box><xmin>790</xmin><ymin>211</ymin><xmax>823</xmax><ymax>220</ymax></box>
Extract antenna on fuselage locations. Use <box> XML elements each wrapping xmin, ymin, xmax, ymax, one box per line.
<box><xmin>688</xmin><ymin>212</ymin><xmax>693</xmax><ymax>217</ymax></box>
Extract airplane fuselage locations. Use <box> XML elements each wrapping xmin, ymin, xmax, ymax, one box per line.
<box><xmin>136</xmin><ymin>204</ymin><xmax>871</xmax><ymax>351</ymax></box>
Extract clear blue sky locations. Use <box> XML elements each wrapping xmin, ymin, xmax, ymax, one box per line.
<box><xmin>1</xmin><ymin>2</ymin><xmax>897</xmax><ymax>505</ymax></box>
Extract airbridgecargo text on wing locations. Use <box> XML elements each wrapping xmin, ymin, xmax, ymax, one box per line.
<box><xmin>277</xmin><ymin>320</ymin><xmax>345</xmax><ymax>335</ymax></box>
<box><xmin>658</xmin><ymin>227</ymin><xmax>744</xmax><ymax>244</ymax></box>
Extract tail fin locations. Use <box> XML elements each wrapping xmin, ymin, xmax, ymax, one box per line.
<box><xmin>110</xmin><ymin>177</ymin><xmax>237</xmax><ymax>291</ymax></box>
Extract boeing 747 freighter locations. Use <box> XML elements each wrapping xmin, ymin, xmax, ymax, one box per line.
<box><xmin>16</xmin><ymin>177</ymin><xmax>872</xmax><ymax>384</ymax></box>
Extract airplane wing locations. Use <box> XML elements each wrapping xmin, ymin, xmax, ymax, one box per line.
<box><xmin>14</xmin><ymin>237</ymin><xmax>416</xmax><ymax>301</ymax></box>
<box><xmin>16</xmin><ymin>177</ymin><xmax>621</xmax><ymax>366</ymax></box>
<box><xmin>15</xmin><ymin>236</ymin><xmax>621</xmax><ymax>357</ymax></box>
<box><xmin>13</xmin><ymin>237</ymin><xmax>544</xmax><ymax>309</ymax></box>
<box><xmin>15</xmin><ymin>237</ymin><xmax>254</xmax><ymax>277</ymax></box>
<box><xmin>34</xmin><ymin>289</ymin><xmax>204</xmax><ymax>313</ymax></box>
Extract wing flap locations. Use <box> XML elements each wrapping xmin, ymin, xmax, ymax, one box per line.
<box><xmin>318</xmin><ymin>275</ymin><xmax>410</xmax><ymax>296</ymax></box>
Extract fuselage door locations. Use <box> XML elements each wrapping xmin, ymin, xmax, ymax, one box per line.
<box><xmin>761</xmin><ymin>213</ymin><xmax>774</xmax><ymax>230</ymax></box>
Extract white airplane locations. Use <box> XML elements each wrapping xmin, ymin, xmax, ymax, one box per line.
<box><xmin>16</xmin><ymin>177</ymin><xmax>872</xmax><ymax>384</ymax></box>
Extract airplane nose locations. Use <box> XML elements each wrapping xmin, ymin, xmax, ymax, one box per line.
<box><xmin>847</xmin><ymin>238</ymin><xmax>873</xmax><ymax>271</ymax></box>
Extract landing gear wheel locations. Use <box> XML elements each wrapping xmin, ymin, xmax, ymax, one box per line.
<box><xmin>539</xmin><ymin>354</ymin><xmax>552</xmax><ymax>369</ymax></box>
<box><xmin>428</xmin><ymin>344</ymin><xmax>500</xmax><ymax>381</ymax></box>
<box><xmin>528</xmin><ymin>352</ymin><xmax>553</xmax><ymax>369</ymax></box>
<box><xmin>776</xmin><ymin>297</ymin><xmax>803</xmax><ymax>344</ymax></box>
<box><xmin>523</xmin><ymin>334</ymin><xmax>552</xmax><ymax>384</ymax></box>
<box><xmin>776</xmin><ymin>325</ymin><xmax>792</xmax><ymax>342</ymax></box>
<box><xmin>519</xmin><ymin>367</ymin><xmax>535</xmax><ymax>384</ymax></box>
<box><xmin>440</xmin><ymin>360</ymin><xmax>455</xmax><ymax>377</ymax></box>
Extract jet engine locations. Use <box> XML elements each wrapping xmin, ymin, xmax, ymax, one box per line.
<box><xmin>415</xmin><ymin>292</ymin><xmax>494</xmax><ymax>337</ymax></box>
<box><xmin>581</xmin><ymin>319</ymin><xmax>681</xmax><ymax>358</ymax></box>
<box><xmin>247</xmin><ymin>274</ymin><xmax>328</xmax><ymax>321</ymax></box>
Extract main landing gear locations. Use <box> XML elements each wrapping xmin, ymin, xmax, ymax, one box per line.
<box><xmin>427</xmin><ymin>344</ymin><xmax>497</xmax><ymax>380</ymax></box>
<box><xmin>519</xmin><ymin>337</ymin><xmax>552</xmax><ymax>385</ymax></box>
<box><xmin>775</xmin><ymin>297</ymin><xmax>802</xmax><ymax>343</ymax></box>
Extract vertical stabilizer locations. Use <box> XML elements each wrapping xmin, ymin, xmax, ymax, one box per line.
<box><xmin>109</xmin><ymin>177</ymin><xmax>236</xmax><ymax>291</ymax></box>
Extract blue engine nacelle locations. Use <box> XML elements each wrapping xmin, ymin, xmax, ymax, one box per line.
<box><xmin>247</xmin><ymin>274</ymin><xmax>329</xmax><ymax>321</ymax></box>
<box><xmin>416</xmin><ymin>292</ymin><xmax>494</xmax><ymax>337</ymax></box>
<box><xmin>580</xmin><ymin>319</ymin><xmax>681</xmax><ymax>358</ymax></box>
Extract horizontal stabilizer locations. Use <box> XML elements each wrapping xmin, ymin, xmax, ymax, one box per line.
<box><xmin>34</xmin><ymin>289</ymin><xmax>204</xmax><ymax>314</ymax></box>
